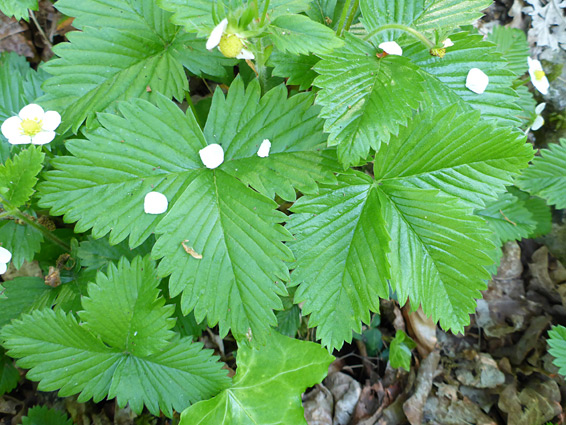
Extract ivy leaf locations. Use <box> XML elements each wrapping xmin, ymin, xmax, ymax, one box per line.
<box><xmin>487</xmin><ymin>25</ymin><xmax>530</xmax><ymax>76</ymax></box>
<box><xmin>389</xmin><ymin>330</ymin><xmax>416</xmax><ymax>371</ymax></box>
<box><xmin>0</xmin><ymin>277</ymin><xmax>51</xmax><ymax>329</ymax></box>
<box><xmin>21</xmin><ymin>406</ymin><xmax>73</xmax><ymax>425</ymax></box>
<box><xmin>0</xmin><ymin>221</ymin><xmax>43</xmax><ymax>269</ymax></box>
<box><xmin>39</xmin><ymin>0</ymin><xmax>232</xmax><ymax>133</ymax></box>
<box><xmin>0</xmin><ymin>348</ymin><xmax>19</xmax><ymax>396</ymax></box>
<box><xmin>0</xmin><ymin>146</ymin><xmax>44</xmax><ymax>210</ymax></box>
<box><xmin>314</xmin><ymin>32</ymin><xmax>426</xmax><ymax>167</ymax></box>
<box><xmin>0</xmin><ymin>0</ymin><xmax>37</xmax><ymax>21</ymax></box>
<box><xmin>157</xmin><ymin>0</ymin><xmax>312</xmax><ymax>34</ymax></box>
<box><xmin>287</xmin><ymin>106</ymin><xmax>532</xmax><ymax>349</ymax></box>
<box><xmin>39</xmin><ymin>79</ymin><xmax>335</xmax><ymax>344</ymax></box>
<box><xmin>405</xmin><ymin>32</ymin><xmax>522</xmax><ymax>127</ymax></box>
<box><xmin>1</xmin><ymin>256</ymin><xmax>229</xmax><ymax>417</ymax></box>
<box><xmin>180</xmin><ymin>332</ymin><xmax>334</xmax><ymax>425</ymax></box>
<box><xmin>548</xmin><ymin>325</ymin><xmax>566</xmax><ymax>377</ymax></box>
<box><xmin>516</xmin><ymin>139</ymin><xmax>566</xmax><ymax>209</ymax></box>
<box><xmin>268</xmin><ymin>14</ymin><xmax>344</xmax><ymax>55</ymax></box>
<box><xmin>269</xmin><ymin>52</ymin><xmax>320</xmax><ymax>90</ymax></box>
<box><xmin>477</xmin><ymin>192</ymin><xmax>537</xmax><ymax>244</ymax></box>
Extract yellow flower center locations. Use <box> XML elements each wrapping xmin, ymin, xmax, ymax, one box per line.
<box><xmin>20</xmin><ymin>118</ymin><xmax>42</xmax><ymax>136</ymax></box>
<box><xmin>430</xmin><ymin>47</ymin><xmax>446</xmax><ymax>59</ymax></box>
<box><xmin>534</xmin><ymin>70</ymin><xmax>546</xmax><ymax>81</ymax></box>
<box><xmin>218</xmin><ymin>34</ymin><xmax>244</xmax><ymax>58</ymax></box>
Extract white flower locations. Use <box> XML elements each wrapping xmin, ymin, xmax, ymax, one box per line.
<box><xmin>257</xmin><ymin>139</ymin><xmax>271</xmax><ymax>157</ymax></box>
<box><xmin>0</xmin><ymin>246</ymin><xmax>12</xmax><ymax>274</ymax></box>
<box><xmin>465</xmin><ymin>68</ymin><xmax>489</xmax><ymax>94</ymax></box>
<box><xmin>531</xmin><ymin>103</ymin><xmax>546</xmax><ymax>131</ymax></box>
<box><xmin>1</xmin><ymin>104</ymin><xmax>61</xmax><ymax>145</ymax></box>
<box><xmin>199</xmin><ymin>144</ymin><xmax>224</xmax><ymax>169</ymax></box>
<box><xmin>528</xmin><ymin>57</ymin><xmax>549</xmax><ymax>95</ymax></box>
<box><xmin>442</xmin><ymin>38</ymin><xmax>454</xmax><ymax>48</ymax></box>
<box><xmin>206</xmin><ymin>18</ymin><xmax>255</xmax><ymax>60</ymax></box>
<box><xmin>144</xmin><ymin>192</ymin><xmax>168</xmax><ymax>215</ymax></box>
<box><xmin>378</xmin><ymin>41</ymin><xmax>402</xmax><ymax>56</ymax></box>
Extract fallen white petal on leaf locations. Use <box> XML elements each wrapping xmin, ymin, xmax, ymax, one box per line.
<box><xmin>199</xmin><ymin>143</ymin><xmax>224</xmax><ymax>169</ymax></box>
<box><xmin>257</xmin><ymin>139</ymin><xmax>271</xmax><ymax>157</ymax></box>
<box><xmin>144</xmin><ymin>191</ymin><xmax>168</xmax><ymax>214</ymax></box>
<box><xmin>465</xmin><ymin>68</ymin><xmax>489</xmax><ymax>94</ymax></box>
<box><xmin>207</xmin><ymin>18</ymin><xmax>228</xmax><ymax>50</ymax></box>
<box><xmin>378</xmin><ymin>41</ymin><xmax>403</xmax><ymax>56</ymax></box>
<box><xmin>528</xmin><ymin>57</ymin><xmax>549</xmax><ymax>95</ymax></box>
<box><xmin>0</xmin><ymin>246</ymin><xmax>12</xmax><ymax>263</ymax></box>
<box><xmin>0</xmin><ymin>263</ymin><xmax>6</xmax><ymax>274</ymax></box>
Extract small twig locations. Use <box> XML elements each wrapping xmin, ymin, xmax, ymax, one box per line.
<box><xmin>29</xmin><ymin>10</ymin><xmax>53</xmax><ymax>50</ymax></box>
<box><xmin>499</xmin><ymin>209</ymin><xmax>517</xmax><ymax>226</ymax></box>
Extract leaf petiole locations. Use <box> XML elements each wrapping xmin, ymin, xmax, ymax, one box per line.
<box><xmin>364</xmin><ymin>23</ymin><xmax>435</xmax><ymax>49</ymax></box>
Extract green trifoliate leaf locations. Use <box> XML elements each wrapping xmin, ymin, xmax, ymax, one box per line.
<box><xmin>389</xmin><ymin>330</ymin><xmax>416</xmax><ymax>371</ymax></box>
<box><xmin>180</xmin><ymin>332</ymin><xmax>334</xmax><ymax>425</ymax></box>
<box><xmin>477</xmin><ymin>192</ymin><xmax>537</xmax><ymax>245</ymax></box>
<box><xmin>0</xmin><ymin>146</ymin><xmax>44</xmax><ymax>210</ymax></box>
<box><xmin>287</xmin><ymin>173</ymin><xmax>390</xmax><ymax>350</ymax></box>
<box><xmin>487</xmin><ymin>25</ymin><xmax>530</xmax><ymax>76</ymax></box>
<box><xmin>0</xmin><ymin>221</ymin><xmax>43</xmax><ymax>270</ymax></box>
<box><xmin>288</xmin><ymin>106</ymin><xmax>533</xmax><ymax>349</ymax></box>
<box><xmin>269</xmin><ymin>52</ymin><xmax>320</xmax><ymax>90</ymax></box>
<box><xmin>39</xmin><ymin>78</ymin><xmax>336</xmax><ymax>344</ymax></box>
<box><xmin>314</xmin><ymin>32</ymin><xmax>426</xmax><ymax>167</ymax></box>
<box><xmin>157</xmin><ymin>0</ymin><xmax>312</xmax><ymax>35</ymax></box>
<box><xmin>79</xmin><ymin>257</ymin><xmax>176</xmax><ymax>357</ymax></box>
<box><xmin>516</xmin><ymin>139</ymin><xmax>566</xmax><ymax>209</ymax></box>
<box><xmin>0</xmin><ymin>0</ymin><xmax>37</xmax><ymax>21</ymax></box>
<box><xmin>21</xmin><ymin>406</ymin><xmax>73</xmax><ymax>425</ymax></box>
<box><xmin>267</xmin><ymin>14</ymin><xmax>344</xmax><ymax>55</ymax></box>
<box><xmin>548</xmin><ymin>325</ymin><xmax>566</xmax><ymax>377</ymax></box>
<box><xmin>0</xmin><ymin>348</ymin><xmax>19</xmax><ymax>396</ymax></box>
<box><xmin>39</xmin><ymin>0</ymin><xmax>233</xmax><ymax>133</ymax></box>
<box><xmin>405</xmin><ymin>32</ymin><xmax>522</xmax><ymax>127</ymax></box>
<box><xmin>1</xmin><ymin>257</ymin><xmax>229</xmax><ymax>417</ymax></box>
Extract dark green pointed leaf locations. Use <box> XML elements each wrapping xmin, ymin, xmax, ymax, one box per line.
<box><xmin>180</xmin><ymin>332</ymin><xmax>334</xmax><ymax>425</ymax></box>
<box><xmin>269</xmin><ymin>52</ymin><xmax>320</xmax><ymax>90</ymax></box>
<box><xmin>0</xmin><ymin>277</ymin><xmax>51</xmax><ymax>329</ymax></box>
<box><xmin>0</xmin><ymin>221</ymin><xmax>43</xmax><ymax>270</ymax></box>
<box><xmin>22</xmin><ymin>406</ymin><xmax>73</xmax><ymax>425</ymax></box>
<box><xmin>0</xmin><ymin>349</ymin><xmax>19</xmax><ymax>395</ymax></box>
<box><xmin>0</xmin><ymin>0</ymin><xmax>37</xmax><ymax>21</ymax></box>
<box><xmin>0</xmin><ymin>146</ymin><xmax>44</xmax><ymax>210</ymax></box>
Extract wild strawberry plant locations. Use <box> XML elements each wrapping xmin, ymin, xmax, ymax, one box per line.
<box><xmin>0</xmin><ymin>0</ymin><xmax>557</xmax><ymax>422</ymax></box>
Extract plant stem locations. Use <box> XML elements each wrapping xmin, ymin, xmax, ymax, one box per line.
<box><xmin>260</xmin><ymin>0</ymin><xmax>270</xmax><ymax>26</ymax></box>
<box><xmin>12</xmin><ymin>210</ymin><xmax>70</xmax><ymax>251</ymax></box>
<box><xmin>344</xmin><ymin>0</ymin><xmax>360</xmax><ymax>33</ymax></box>
<box><xmin>364</xmin><ymin>23</ymin><xmax>435</xmax><ymax>49</ymax></box>
<box><xmin>336</xmin><ymin>0</ymin><xmax>353</xmax><ymax>36</ymax></box>
<box><xmin>29</xmin><ymin>10</ymin><xmax>53</xmax><ymax>50</ymax></box>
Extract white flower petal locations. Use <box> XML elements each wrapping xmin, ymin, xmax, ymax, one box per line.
<box><xmin>378</xmin><ymin>41</ymin><xmax>403</xmax><ymax>56</ymax></box>
<box><xmin>0</xmin><ymin>263</ymin><xmax>6</xmax><ymax>274</ymax></box>
<box><xmin>42</xmin><ymin>110</ymin><xmax>62</xmax><ymax>131</ymax></box>
<box><xmin>144</xmin><ymin>191</ymin><xmax>168</xmax><ymax>214</ymax></box>
<box><xmin>1</xmin><ymin>116</ymin><xmax>23</xmax><ymax>139</ymax></box>
<box><xmin>207</xmin><ymin>18</ymin><xmax>228</xmax><ymax>50</ymax></box>
<box><xmin>531</xmin><ymin>115</ymin><xmax>544</xmax><ymax>131</ymax></box>
<box><xmin>0</xmin><ymin>246</ymin><xmax>11</xmax><ymax>263</ymax></box>
<box><xmin>535</xmin><ymin>103</ymin><xmax>546</xmax><ymax>114</ymax></box>
<box><xmin>236</xmin><ymin>48</ymin><xmax>255</xmax><ymax>60</ymax></box>
<box><xmin>532</xmin><ymin>74</ymin><xmax>549</xmax><ymax>95</ymax></box>
<box><xmin>257</xmin><ymin>139</ymin><xmax>271</xmax><ymax>157</ymax></box>
<box><xmin>8</xmin><ymin>134</ymin><xmax>32</xmax><ymax>145</ymax></box>
<box><xmin>528</xmin><ymin>57</ymin><xmax>549</xmax><ymax>95</ymax></box>
<box><xmin>465</xmin><ymin>68</ymin><xmax>489</xmax><ymax>94</ymax></box>
<box><xmin>18</xmin><ymin>104</ymin><xmax>45</xmax><ymax>120</ymax></box>
<box><xmin>199</xmin><ymin>144</ymin><xmax>224</xmax><ymax>169</ymax></box>
<box><xmin>31</xmin><ymin>130</ymin><xmax>56</xmax><ymax>145</ymax></box>
<box><xmin>443</xmin><ymin>38</ymin><xmax>454</xmax><ymax>48</ymax></box>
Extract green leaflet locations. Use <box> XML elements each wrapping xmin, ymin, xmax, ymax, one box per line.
<box><xmin>1</xmin><ymin>257</ymin><xmax>229</xmax><ymax>417</ymax></box>
<box><xmin>405</xmin><ymin>32</ymin><xmax>522</xmax><ymax>127</ymax></box>
<box><xmin>487</xmin><ymin>25</ymin><xmax>530</xmax><ymax>76</ymax></box>
<box><xmin>0</xmin><ymin>146</ymin><xmax>44</xmax><ymax>210</ymax></box>
<box><xmin>39</xmin><ymin>0</ymin><xmax>234</xmax><ymax>133</ymax></box>
<box><xmin>21</xmin><ymin>406</ymin><xmax>73</xmax><ymax>425</ymax></box>
<box><xmin>0</xmin><ymin>277</ymin><xmax>52</xmax><ymax>329</ymax></box>
<box><xmin>76</xmin><ymin>235</ymin><xmax>154</xmax><ymax>271</ymax></box>
<box><xmin>314</xmin><ymin>32</ymin><xmax>426</xmax><ymax>167</ymax></box>
<box><xmin>287</xmin><ymin>106</ymin><xmax>532</xmax><ymax>350</ymax></box>
<box><xmin>360</xmin><ymin>0</ymin><xmax>425</xmax><ymax>42</ymax></box>
<box><xmin>39</xmin><ymin>78</ymin><xmax>338</xmax><ymax>344</ymax></box>
<box><xmin>269</xmin><ymin>52</ymin><xmax>320</xmax><ymax>90</ymax></box>
<box><xmin>180</xmin><ymin>332</ymin><xmax>334</xmax><ymax>425</ymax></box>
<box><xmin>389</xmin><ymin>330</ymin><xmax>416</xmax><ymax>371</ymax></box>
<box><xmin>0</xmin><ymin>348</ymin><xmax>19</xmax><ymax>396</ymax></box>
<box><xmin>414</xmin><ymin>0</ymin><xmax>492</xmax><ymax>32</ymax></box>
<box><xmin>0</xmin><ymin>0</ymin><xmax>37</xmax><ymax>21</ymax></box>
<box><xmin>0</xmin><ymin>221</ymin><xmax>43</xmax><ymax>270</ymax></box>
<box><xmin>516</xmin><ymin>139</ymin><xmax>566</xmax><ymax>209</ymax></box>
<box><xmin>548</xmin><ymin>325</ymin><xmax>566</xmax><ymax>377</ymax></box>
